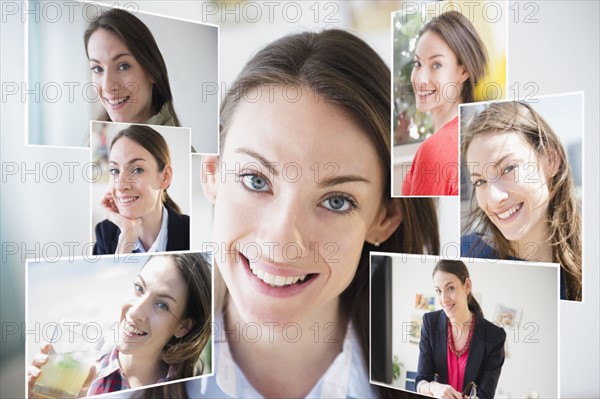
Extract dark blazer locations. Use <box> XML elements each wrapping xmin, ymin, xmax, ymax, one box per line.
<box><xmin>416</xmin><ymin>310</ymin><xmax>506</xmax><ymax>399</ymax></box>
<box><xmin>93</xmin><ymin>204</ymin><xmax>190</xmax><ymax>255</ymax></box>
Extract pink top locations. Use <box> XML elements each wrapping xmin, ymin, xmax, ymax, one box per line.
<box><xmin>402</xmin><ymin>116</ymin><xmax>459</xmax><ymax>196</ymax></box>
<box><xmin>446</xmin><ymin>339</ymin><xmax>469</xmax><ymax>393</ymax></box>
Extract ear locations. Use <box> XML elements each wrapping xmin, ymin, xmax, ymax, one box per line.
<box><xmin>201</xmin><ymin>155</ymin><xmax>219</xmax><ymax>204</ymax></box>
<box><xmin>365</xmin><ymin>199</ymin><xmax>404</xmax><ymax>246</ymax></box>
<box><xmin>465</xmin><ymin>277</ymin><xmax>473</xmax><ymax>295</ymax></box>
<box><xmin>174</xmin><ymin>318</ymin><xmax>194</xmax><ymax>339</ymax></box>
<box><xmin>160</xmin><ymin>164</ymin><xmax>173</xmax><ymax>190</ymax></box>
<box><xmin>459</xmin><ymin>65</ymin><xmax>470</xmax><ymax>84</ymax></box>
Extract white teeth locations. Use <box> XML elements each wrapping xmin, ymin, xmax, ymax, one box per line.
<box><xmin>120</xmin><ymin>197</ymin><xmax>138</xmax><ymax>204</ymax></box>
<box><xmin>248</xmin><ymin>263</ymin><xmax>307</xmax><ymax>287</ymax></box>
<box><xmin>416</xmin><ymin>90</ymin><xmax>435</xmax><ymax>96</ymax></box>
<box><xmin>124</xmin><ymin>323</ymin><xmax>145</xmax><ymax>335</ymax></box>
<box><xmin>497</xmin><ymin>203</ymin><xmax>523</xmax><ymax>220</ymax></box>
<box><xmin>108</xmin><ymin>97</ymin><xmax>129</xmax><ymax>105</ymax></box>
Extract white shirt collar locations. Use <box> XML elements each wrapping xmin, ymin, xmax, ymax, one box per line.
<box><xmin>134</xmin><ymin>205</ymin><xmax>169</xmax><ymax>253</ymax></box>
<box><xmin>195</xmin><ymin>312</ymin><xmax>374</xmax><ymax>398</ymax></box>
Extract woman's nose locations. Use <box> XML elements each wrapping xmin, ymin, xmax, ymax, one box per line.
<box><xmin>256</xmin><ymin>196</ymin><xmax>309</xmax><ymax>262</ymax></box>
<box><xmin>114</xmin><ymin>169</ymin><xmax>131</xmax><ymax>191</ymax></box>
<box><xmin>128</xmin><ymin>297</ymin><xmax>149</xmax><ymax>323</ymax></box>
<box><xmin>100</xmin><ymin>69</ymin><xmax>122</xmax><ymax>97</ymax></box>
<box><xmin>486</xmin><ymin>181</ymin><xmax>510</xmax><ymax>206</ymax></box>
<box><xmin>413</xmin><ymin>67</ymin><xmax>429</xmax><ymax>87</ymax></box>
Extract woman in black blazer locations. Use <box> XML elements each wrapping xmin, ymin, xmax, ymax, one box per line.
<box><xmin>93</xmin><ymin>125</ymin><xmax>189</xmax><ymax>255</ymax></box>
<box><xmin>416</xmin><ymin>260</ymin><xmax>506</xmax><ymax>399</ymax></box>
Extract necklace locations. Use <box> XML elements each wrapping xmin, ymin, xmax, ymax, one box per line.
<box><xmin>447</xmin><ymin>312</ymin><xmax>475</xmax><ymax>358</ymax></box>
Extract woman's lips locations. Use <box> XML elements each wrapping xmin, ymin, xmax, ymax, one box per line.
<box><xmin>495</xmin><ymin>202</ymin><xmax>524</xmax><ymax>221</ymax></box>
<box><xmin>104</xmin><ymin>96</ymin><xmax>131</xmax><ymax>110</ymax></box>
<box><xmin>240</xmin><ymin>253</ymin><xmax>317</xmax><ymax>297</ymax></box>
<box><xmin>118</xmin><ymin>196</ymin><xmax>139</xmax><ymax>206</ymax></box>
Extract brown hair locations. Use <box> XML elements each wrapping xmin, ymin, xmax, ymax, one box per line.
<box><xmin>156</xmin><ymin>253</ymin><xmax>212</xmax><ymax>379</ymax></box>
<box><xmin>111</xmin><ymin>124</ymin><xmax>181</xmax><ymax>214</ymax></box>
<box><xmin>462</xmin><ymin>101</ymin><xmax>582</xmax><ymax>301</ymax></box>
<box><xmin>418</xmin><ymin>10</ymin><xmax>488</xmax><ymax>104</ymax></box>
<box><xmin>433</xmin><ymin>259</ymin><xmax>482</xmax><ymax>316</ymax></box>
<box><xmin>84</xmin><ymin>8</ymin><xmax>181</xmax><ymax>126</ymax></box>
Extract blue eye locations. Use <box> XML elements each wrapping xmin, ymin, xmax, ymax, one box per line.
<box><xmin>156</xmin><ymin>302</ymin><xmax>169</xmax><ymax>311</ymax></box>
<box><xmin>432</xmin><ymin>62</ymin><xmax>442</xmax><ymax>70</ymax></box>
<box><xmin>118</xmin><ymin>63</ymin><xmax>131</xmax><ymax>71</ymax></box>
<box><xmin>132</xmin><ymin>167</ymin><xmax>143</xmax><ymax>174</ymax></box>
<box><xmin>90</xmin><ymin>65</ymin><xmax>103</xmax><ymax>73</ymax></box>
<box><xmin>109</xmin><ymin>168</ymin><xmax>119</xmax><ymax>176</ymax></box>
<box><xmin>413</xmin><ymin>60</ymin><xmax>421</xmax><ymax>68</ymax></box>
<box><xmin>502</xmin><ymin>164</ymin><xmax>517</xmax><ymax>174</ymax></box>
<box><xmin>472</xmin><ymin>179</ymin><xmax>486</xmax><ymax>188</ymax></box>
<box><xmin>134</xmin><ymin>283</ymin><xmax>143</xmax><ymax>294</ymax></box>
<box><xmin>241</xmin><ymin>174</ymin><xmax>270</xmax><ymax>192</ymax></box>
<box><xmin>320</xmin><ymin>194</ymin><xmax>357</xmax><ymax>214</ymax></box>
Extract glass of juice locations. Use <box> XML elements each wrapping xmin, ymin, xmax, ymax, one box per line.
<box><xmin>32</xmin><ymin>321</ymin><xmax>103</xmax><ymax>399</ymax></box>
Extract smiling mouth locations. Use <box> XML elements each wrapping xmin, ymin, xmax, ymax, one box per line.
<box><xmin>248</xmin><ymin>263</ymin><xmax>314</xmax><ymax>288</ymax></box>
<box><xmin>124</xmin><ymin>322</ymin><xmax>147</xmax><ymax>337</ymax></box>
<box><xmin>105</xmin><ymin>96</ymin><xmax>130</xmax><ymax>107</ymax></box>
<box><xmin>118</xmin><ymin>196</ymin><xmax>139</xmax><ymax>205</ymax></box>
<box><xmin>496</xmin><ymin>202</ymin><xmax>523</xmax><ymax>220</ymax></box>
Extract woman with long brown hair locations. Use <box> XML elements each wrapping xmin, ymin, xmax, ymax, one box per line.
<box><xmin>460</xmin><ymin>101</ymin><xmax>582</xmax><ymax>301</ymax></box>
<box><xmin>402</xmin><ymin>11</ymin><xmax>488</xmax><ymax>196</ymax></box>
<box><xmin>416</xmin><ymin>260</ymin><xmax>506</xmax><ymax>399</ymax></box>
<box><xmin>84</xmin><ymin>8</ymin><xmax>181</xmax><ymax>127</ymax></box>
<box><xmin>93</xmin><ymin>125</ymin><xmax>189</xmax><ymax>255</ymax></box>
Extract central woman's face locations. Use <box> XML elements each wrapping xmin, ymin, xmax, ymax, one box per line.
<box><xmin>118</xmin><ymin>256</ymin><xmax>190</xmax><ymax>358</ymax></box>
<box><xmin>205</xmin><ymin>86</ymin><xmax>389</xmax><ymax>326</ymax></box>
<box><xmin>87</xmin><ymin>29</ymin><xmax>155</xmax><ymax>123</ymax></box>
<box><xmin>411</xmin><ymin>30</ymin><xmax>468</xmax><ymax>115</ymax></box>
<box><xmin>109</xmin><ymin>136</ymin><xmax>168</xmax><ymax>220</ymax></box>
<box><xmin>467</xmin><ymin>131</ymin><xmax>553</xmax><ymax>245</ymax></box>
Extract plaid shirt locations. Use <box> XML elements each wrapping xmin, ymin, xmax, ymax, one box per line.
<box><xmin>87</xmin><ymin>347</ymin><xmax>175</xmax><ymax>395</ymax></box>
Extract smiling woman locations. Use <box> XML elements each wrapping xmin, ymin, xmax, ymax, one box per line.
<box><xmin>402</xmin><ymin>11</ymin><xmax>488</xmax><ymax>196</ymax></box>
<box><xmin>416</xmin><ymin>260</ymin><xmax>506</xmax><ymax>399</ymax></box>
<box><xmin>460</xmin><ymin>101</ymin><xmax>582</xmax><ymax>301</ymax></box>
<box><xmin>84</xmin><ymin>8</ymin><xmax>181</xmax><ymax>126</ymax></box>
<box><xmin>28</xmin><ymin>253</ymin><xmax>212</xmax><ymax>397</ymax></box>
<box><xmin>93</xmin><ymin>125</ymin><xmax>190</xmax><ymax>255</ymax></box>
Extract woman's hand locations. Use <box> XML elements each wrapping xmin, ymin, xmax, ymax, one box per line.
<box><xmin>27</xmin><ymin>342</ymin><xmax>53</xmax><ymax>397</ymax></box>
<box><xmin>429</xmin><ymin>381</ymin><xmax>464</xmax><ymax>399</ymax></box>
<box><xmin>101</xmin><ymin>192</ymin><xmax>142</xmax><ymax>253</ymax></box>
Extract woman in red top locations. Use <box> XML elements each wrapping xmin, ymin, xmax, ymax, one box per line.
<box><xmin>416</xmin><ymin>260</ymin><xmax>506</xmax><ymax>399</ymax></box>
<box><xmin>402</xmin><ymin>11</ymin><xmax>487</xmax><ymax>196</ymax></box>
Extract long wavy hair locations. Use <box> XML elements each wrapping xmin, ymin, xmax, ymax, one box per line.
<box><xmin>155</xmin><ymin>253</ymin><xmax>212</xmax><ymax>379</ymax></box>
<box><xmin>417</xmin><ymin>10</ymin><xmax>488</xmax><ymax>104</ymax></box>
<box><xmin>84</xmin><ymin>8</ymin><xmax>181</xmax><ymax>126</ymax></box>
<box><xmin>462</xmin><ymin>101</ymin><xmax>582</xmax><ymax>301</ymax></box>
<box><xmin>111</xmin><ymin>124</ymin><xmax>182</xmax><ymax>214</ymax></box>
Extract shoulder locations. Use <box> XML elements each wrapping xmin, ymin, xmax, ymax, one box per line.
<box><xmin>477</xmin><ymin>316</ymin><xmax>506</xmax><ymax>343</ymax></box>
<box><xmin>461</xmin><ymin>233</ymin><xmax>497</xmax><ymax>258</ymax></box>
<box><xmin>95</xmin><ymin>219</ymin><xmax>119</xmax><ymax>240</ymax></box>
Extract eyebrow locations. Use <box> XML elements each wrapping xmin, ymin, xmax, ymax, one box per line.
<box><xmin>89</xmin><ymin>53</ymin><xmax>132</xmax><ymax>63</ymax></box>
<box><xmin>414</xmin><ymin>54</ymin><xmax>445</xmax><ymax>60</ymax></box>
<box><xmin>470</xmin><ymin>154</ymin><xmax>512</xmax><ymax>177</ymax></box>
<box><xmin>235</xmin><ymin>148</ymin><xmax>279</xmax><ymax>177</ymax></box>
<box><xmin>318</xmin><ymin>174</ymin><xmax>371</xmax><ymax>188</ymax></box>
<box><xmin>109</xmin><ymin>158</ymin><xmax>148</xmax><ymax>165</ymax></box>
<box><xmin>138</xmin><ymin>275</ymin><xmax>177</xmax><ymax>303</ymax></box>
